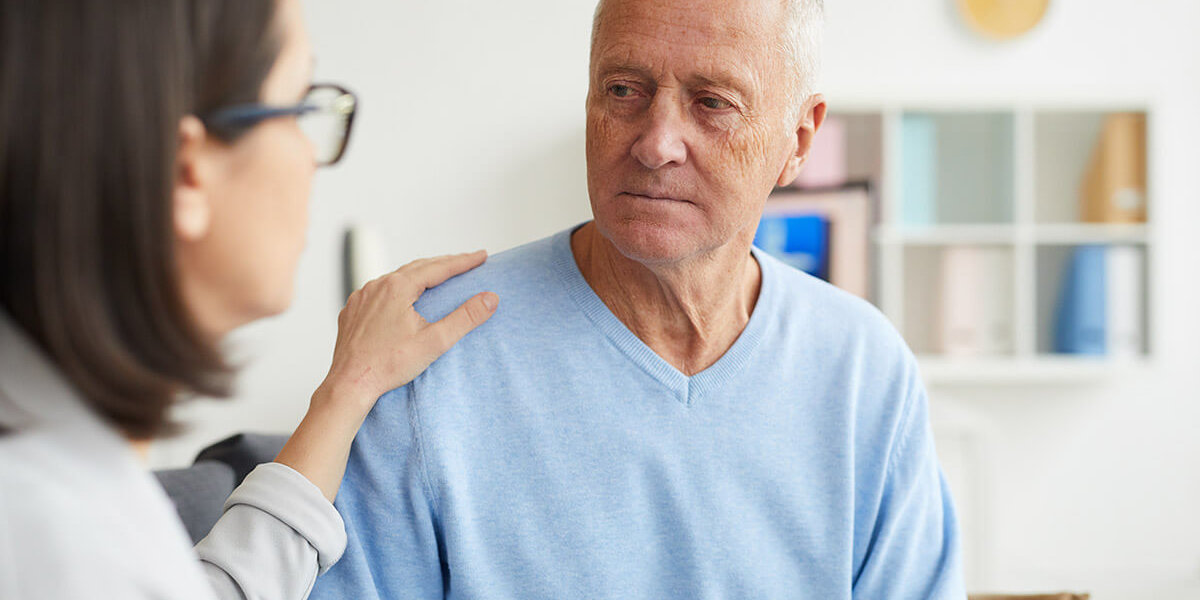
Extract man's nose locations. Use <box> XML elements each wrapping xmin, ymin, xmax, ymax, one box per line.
<box><xmin>630</xmin><ymin>97</ymin><xmax>687</xmax><ymax>169</ymax></box>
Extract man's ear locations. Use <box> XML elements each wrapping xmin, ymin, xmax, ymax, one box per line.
<box><xmin>776</xmin><ymin>94</ymin><xmax>828</xmax><ymax>188</ymax></box>
<box><xmin>173</xmin><ymin>116</ymin><xmax>214</xmax><ymax>243</ymax></box>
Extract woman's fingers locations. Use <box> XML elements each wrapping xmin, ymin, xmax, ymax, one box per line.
<box><xmin>422</xmin><ymin>291</ymin><xmax>499</xmax><ymax>356</ymax></box>
<box><xmin>357</xmin><ymin>251</ymin><xmax>486</xmax><ymax>306</ymax></box>
<box><xmin>401</xmin><ymin>250</ymin><xmax>488</xmax><ymax>292</ymax></box>
<box><xmin>322</xmin><ymin>249</ymin><xmax>496</xmax><ymax>409</ymax></box>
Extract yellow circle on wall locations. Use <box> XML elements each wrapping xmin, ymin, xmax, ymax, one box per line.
<box><xmin>958</xmin><ymin>0</ymin><xmax>1051</xmax><ymax>40</ymax></box>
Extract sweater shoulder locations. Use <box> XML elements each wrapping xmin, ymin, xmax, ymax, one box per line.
<box><xmin>413</xmin><ymin>233</ymin><xmax>566</xmax><ymax>324</ymax></box>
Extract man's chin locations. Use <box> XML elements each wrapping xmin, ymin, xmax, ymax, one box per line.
<box><xmin>596</xmin><ymin>219</ymin><xmax>703</xmax><ymax>266</ymax></box>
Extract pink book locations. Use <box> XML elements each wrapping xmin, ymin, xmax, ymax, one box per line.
<box><xmin>793</xmin><ymin>116</ymin><xmax>847</xmax><ymax>189</ymax></box>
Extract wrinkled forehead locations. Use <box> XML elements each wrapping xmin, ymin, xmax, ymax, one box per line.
<box><xmin>592</xmin><ymin>0</ymin><xmax>786</xmax><ymax>51</ymax></box>
<box><xmin>590</xmin><ymin>0</ymin><xmax>786</xmax><ymax>76</ymax></box>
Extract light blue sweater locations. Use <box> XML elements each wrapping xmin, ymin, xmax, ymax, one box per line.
<box><xmin>312</xmin><ymin>226</ymin><xmax>964</xmax><ymax>599</ymax></box>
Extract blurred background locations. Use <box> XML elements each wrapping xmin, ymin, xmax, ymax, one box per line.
<box><xmin>151</xmin><ymin>0</ymin><xmax>1200</xmax><ymax>597</ymax></box>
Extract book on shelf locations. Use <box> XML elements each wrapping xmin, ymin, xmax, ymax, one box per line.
<box><xmin>754</xmin><ymin>214</ymin><xmax>830</xmax><ymax>280</ymax></box>
<box><xmin>791</xmin><ymin>116</ymin><xmax>847</xmax><ymax>190</ymax></box>
<box><xmin>1080</xmin><ymin>113</ymin><xmax>1147</xmax><ymax>224</ymax></box>
<box><xmin>1054</xmin><ymin>245</ymin><xmax>1108</xmax><ymax>355</ymax></box>
<box><xmin>1055</xmin><ymin>245</ymin><xmax>1144</xmax><ymax>356</ymax></box>
<box><xmin>758</xmin><ymin>185</ymin><xmax>873</xmax><ymax>298</ymax></box>
<box><xmin>900</xmin><ymin>114</ymin><xmax>938</xmax><ymax>226</ymax></box>
<box><xmin>1106</xmin><ymin>245</ymin><xmax>1144</xmax><ymax>357</ymax></box>
<box><xmin>937</xmin><ymin>246</ymin><xmax>1014</xmax><ymax>356</ymax></box>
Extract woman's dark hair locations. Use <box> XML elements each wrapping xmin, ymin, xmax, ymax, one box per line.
<box><xmin>0</xmin><ymin>0</ymin><xmax>283</xmax><ymax>438</ymax></box>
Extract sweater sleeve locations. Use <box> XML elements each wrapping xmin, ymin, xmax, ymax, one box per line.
<box><xmin>195</xmin><ymin>462</ymin><xmax>347</xmax><ymax>600</ymax></box>
<box><xmin>851</xmin><ymin>379</ymin><xmax>967</xmax><ymax>599</ymax></box>
<box><xmin>307</xmin><ymin>384</ymin><xmax>447</xmax><ymax>599</ymax></box>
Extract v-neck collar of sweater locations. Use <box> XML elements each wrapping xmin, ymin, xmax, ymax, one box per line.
<box><xmin>552</xmin><ymin>225</ymin><xmax>775</xmax><ymax>407</ymax></box>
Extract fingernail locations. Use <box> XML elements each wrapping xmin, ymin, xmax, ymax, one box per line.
<box><xmin>482</xmin><ymin>292</ymin><xmax>499</xmax><ymax>311</ymax></box>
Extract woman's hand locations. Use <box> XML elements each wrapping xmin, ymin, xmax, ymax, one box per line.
<box><xmin>275</xmin><ymin>251</ymin><xmax>498</xmax><ymax>502</ymax></box>
<box><xmin>319</xmin><ymin>250</ymin><xmax>498</xmax><ymax>414</ymax></box>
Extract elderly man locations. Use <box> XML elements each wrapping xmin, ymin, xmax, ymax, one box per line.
<box><xmin>313</xmin><ymin>0</ymin><xmax>964</xmax><ymax>597</ymax></box>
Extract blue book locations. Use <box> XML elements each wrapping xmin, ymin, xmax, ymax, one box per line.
<box><xmin>1054</xmin><ymin>245</ymin><xmax>1108</xmax><ymax>355</ymax></box>
<box><xmin>901</xmin><ymin>115</ymin><xmax>938</xmax><ymax>226</ymax></box>
<box><xmin>754</xmin><ymin>214</ymin><xmax>830</xmax><ymax>281</ymax></box>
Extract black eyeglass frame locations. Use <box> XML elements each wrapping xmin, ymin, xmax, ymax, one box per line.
<box><xmin>200</xmin><ymin>83</ymin><xmax>358</xmax><ymax>167</ymax></box>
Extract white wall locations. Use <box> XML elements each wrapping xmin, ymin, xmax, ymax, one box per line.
<box><xmin>153</xmin><ymin>1</ymin><xmax>1200</xmax><ymax>597</ymax></box>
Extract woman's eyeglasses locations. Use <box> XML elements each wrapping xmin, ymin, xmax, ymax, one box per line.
<box><xmin>201</xmin><ymin>83</ymin><xmax>358</xmax><ymax>167</ymax></box>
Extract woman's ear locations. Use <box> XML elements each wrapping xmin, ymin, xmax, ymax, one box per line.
<box><xmin>776</xmin><ymin>94</ymin><xmax>828</xmax><ymax>188</ymax></box>
<box><xmin>173</xmin><ymin>116</ymin><xmax>213</xmax><ymax>242</ymax></box>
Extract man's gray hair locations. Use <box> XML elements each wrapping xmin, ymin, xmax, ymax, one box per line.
<box><xmin>780</xmin><ymin>0</ymin><xmax>825</xmax><ymax>117</ymax></box>
<box><xmin>591</xmin><ymin>0</ymin><xmax>825</xmax><ymax>118</ymax></box>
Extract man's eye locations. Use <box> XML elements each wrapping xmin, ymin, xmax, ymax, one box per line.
<box><xmin>699</xmin><ymin>96</ymin><xmax>733</xmax><ymax>110</ymax></box>
<box><xmin>609</xmin><ymin>84</ymin><xmax>636</xmax><ymax>98</ymax></box>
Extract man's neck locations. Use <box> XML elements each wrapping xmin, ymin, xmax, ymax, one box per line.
<box><xmin>571</xmin><ymin>222</ymin><xmax>761</xmax><ymax>376</ymax></box>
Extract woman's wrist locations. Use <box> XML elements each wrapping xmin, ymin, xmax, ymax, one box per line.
<box><xmin>274</xmin><ymin>385</ymin><xmax>371</xmax><ymax>503</ymax></box>
<box><xmin>310</xmin><ymin>376</ymin><xmax>378</xmax><ymax>423</ymax></box>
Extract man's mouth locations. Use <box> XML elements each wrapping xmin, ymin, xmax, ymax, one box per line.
<box><xmin>621</xmin><ymin>191</ymin><xmax>693</xmax><ymax>205</ymax></box>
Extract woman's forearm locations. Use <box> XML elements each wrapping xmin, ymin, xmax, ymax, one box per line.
<box><xmin>274</xmin><ymin>382</ymin><xmax>371</xmax><ymax>503</ymax></box>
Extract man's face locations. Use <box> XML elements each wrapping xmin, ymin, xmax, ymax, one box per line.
<box><xmin>585</xmin><ymin>0</ymin><xmax>802</xmax><ymax>265</ymax></box>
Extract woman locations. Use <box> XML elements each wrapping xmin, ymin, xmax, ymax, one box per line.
<box><xmin>0</xmin><ymin>0</ymin><xmax>497</xmax><ymax>597</ymax></box>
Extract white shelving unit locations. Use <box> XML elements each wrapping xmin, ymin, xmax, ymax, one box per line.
<box><xmin>830</xmin><ymin>103</ymin><xmax>1155</xmax><ymax>384</ymax></box>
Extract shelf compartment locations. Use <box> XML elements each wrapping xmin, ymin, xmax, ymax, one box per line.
<box><xmin>1035</xmin><ymin>243</ymin><xmax>1149</xmax><ymax>357</ymax></box>
<box><xmin>1034</xmin><ymin>111</ymin><xmax>1148</xmax><ymax>225</ymax></box>
<box><xmin>898</xmin><ymin>112</ymin><xmax>1015</xmax><ymax>226</ymax></box>
<box><xmin>902</xmin><ymin>244</ymin><xmax>1017</xmax><ymax>357</ymax></box>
